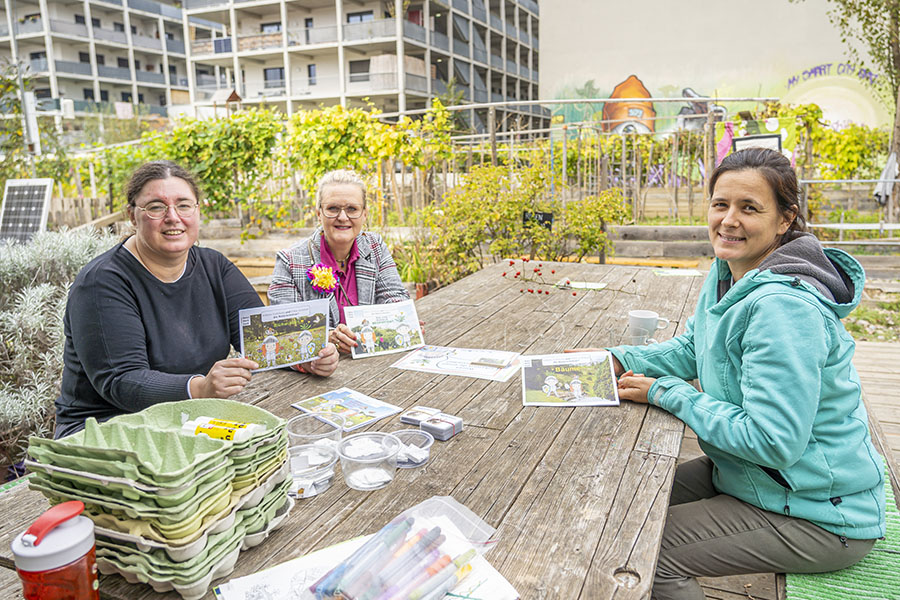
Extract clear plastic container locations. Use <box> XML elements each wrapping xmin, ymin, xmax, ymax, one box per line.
<box><xmin>288</xmin><ymin>444</ymin><xmax>338</xmax><ymax>498</ymax></box>
<box><xmin>337</xmin><ymin>432</ymin><xmax>400</xmax><ymax>491</ymax></box>
<box><xmin>391</xmin><ymin>429</ymin><xmax>434</xmax><ymax>469</ymax></box>
<box><xmin>286</xmin><ymin>413</ymin><xmax>344</xmax><ymax>450</ymax></box>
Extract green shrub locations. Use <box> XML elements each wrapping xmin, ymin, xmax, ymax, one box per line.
<box><xmin>0</xmin><ymin>229</ymin><xmax>118</xmax><ymax>468</ymax></box>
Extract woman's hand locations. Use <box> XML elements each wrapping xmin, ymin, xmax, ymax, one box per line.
<box><xmin>330</xmin><ymin>324</ymin><xmax>357</xmax><ymax>354</ymax></box>
<box><xmin>191</xmin><ymin>357</ymin><xmax>258</xmax><ymax>399</ymax></box>
<box><xmin>617</xmin><ymin>370</ymin><xmax>655</xmax><ymax>404</ymax></box>
<box><xmin>564</xmin><ymin>348</ymin><xmax>625</xmax><ymax>377</ymax></box>
<box><xmin>303</xmin><ymin>343</ymin><xmax>339</xmax><ymax>377</ymax></box>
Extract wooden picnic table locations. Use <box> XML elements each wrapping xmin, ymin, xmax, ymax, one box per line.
<box><xmin>0</xmin><ymin>261</ymin><xmax>704</xmax><ymax>600</ymax></box>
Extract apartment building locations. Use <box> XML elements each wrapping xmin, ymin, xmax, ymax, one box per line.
<box><xmin>184</xmin><ymin>0</ymin><xmax>546</xmax><ymax>132</ymax></box>
<box><xmin>0</xmin><ymin>0</ymin><xmax>221</xmax><ymax>116</ymax></box>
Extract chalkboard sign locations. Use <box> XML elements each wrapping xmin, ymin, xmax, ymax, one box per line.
<box><xmin>523</xmin><ymin>211</ymin><xmax>553</xmax><ymax>231</ymax></box>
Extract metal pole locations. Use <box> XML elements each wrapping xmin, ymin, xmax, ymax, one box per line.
<box><xmin>488</xmin><ymin>106</ymin><xmax>497</xmax><ymax>166</ymax></box>
<box><xmin>10</xmin><ymin>0</ymin><xmax>33</xmax><ymax>160</ymax></box>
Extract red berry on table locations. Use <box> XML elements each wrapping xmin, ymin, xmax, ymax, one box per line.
<box><xmin>509</xmin><ymin>260</ymin><xmax>515</xmax><ymax>266</ymax></box>
<box><xmin>545</xmin><ymin>290</ymin><xmax>550</xmax><ymax>295</ymax></box>
<box><xmin>520</xmin><ymin>289</ymin><xmax>524</xmax><ymax>293</ymax></box>
<box><xmin>502</xmin><ymin>272</ymin><xmax>506</xmax><ymax>276</ymax></box>
<box><xmin>528</xmin><ymin>289</ymin><xmax>533</xmax><ymax>293</ymax></box>
<box><xmin>551</xmin><ymin>270</ymin><xmax>555</xmax><ymax>274</ymax></box>
<box><xmin>516</xmin><ymin>271</ymin><xmax>520</xmax><ymax>276</ymax></box>
<box><xmin>539</xmin><ymin>263</ymin><xmax>543</xmax><ymax>267</ymax></box>
<box><xmin>572</xmin><ymin>292</ymin><xmax>577</xmax><ymax>296</ymax></box>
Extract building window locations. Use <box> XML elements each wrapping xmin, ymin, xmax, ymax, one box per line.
<box><xmin>138</xmin><ymin>93</ymin><xmax>144</xmax><ymax>103</ymax></box>
<box><xmin>349</xmin><ymin>59</ymin><xmax>370</xmax><ymax>82</ymax></box>
<box><xmin>29</xmin><ymin>51</ymin><xmax>46</xmax><ymax>60</ymax></box>
<box><xmin>169</xmin><ymin>65</ymin><xmax>177</xmax><ymax>76</ymax></box>
<box><xmin>83</xmin><ymin>89</ymin><xmax>94</xmax><ymax>100</ymax></box>
<box><xmin>134</xmin><ymin>60</ymin><xmax>141</xmax><ymax>69</ymax></box>
<box><xmin>121</xmin><ymin>91</ymin><xmax>132</xmax><ymax>102</ymax></box>
<box><xmin>159</xmin><ymin>94</ymin><xmax>166</xmax><ymax>106</ymax></box>
<box><xmin>96</xmin><ymin>54</ymin><xmax>105</xmax><ymax>65</ymax></box>
<box><xmin>75</xmin><ymin>14</ymin><xmax>85</xmax><ymax>24</ymax></box>
<box><xmin>117</xmin><ymin>57</ymin><xmax>129</xmax><ymax>68</ymax></box>
<box><xmin>34</xmin><ymin>88</ymin><xmax>51</xmax><ymax>99</ymax></box>
<box><xmin>100</xmin><ymin>90</ymin><xmax>109</xmax><ymax>102</ymax></box>
<box><xmin>114</xmin><ymin>22</ymin><xmax>124</xmax><ymax>32</ymax></box>
<box><xmin>165</xmin><ymin>31</ymin><xmax>174</xmax><ymax>40</ymax></box>
<box><xmin>260</xmin><ymin>22</ymin><xmax>281</xmax><ymax>33</ymax></box>
<box><xmin>305</xmin><ymin>18</ymin><xmax>314</xmax><ymax>28</ymax></box>
<box><xmin>79</xmin><ymin>52</ymin><xmax>90</xmax><ymax>63</ymax></box>
<box><xmin>131</xmin><ymin>25</ymin><xmax>137</xmax><ymax>34</ymax></box>
<box><xmin>347</xmin><ymin>11</ymin><xmax>374</xmax><ymax>23</ymax></box>
<box><xmin>308</xmin><ymin>64</ymin><xmax>317</xmax><ymax>85</ymax></box>
<box><xmin>22</xmin><ymin>13</ymin><xmax>40</xmax><ymax>23</ymax></box>
<box><xmin>263</xmin><ymin>67</ymin><xmax>285</xmax><ymax>88</ymax></box>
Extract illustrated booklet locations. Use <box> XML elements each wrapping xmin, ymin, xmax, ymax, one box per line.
<box><xmin>344</xmin><ymin>299</ymin><xmax>424</xmax><ymax>359</ymax></box>
<box><xmin>239</xmin><ymin>299</ymin><xmax>330</xmax><ymax>372</ymax></box>
<box><xmin>291</xmin><ymin>387</ymin><xmax>401</xmax><ymax>431</ymax></box>
<box><xmin>391</xmin><ymin>345</ymin><xmax>521</xmax><ymax>382</ymax></box>
<box><xmin>521</xmin><ymin>351</ymin><xmax>619</xmax><ymax>407</ymax></box>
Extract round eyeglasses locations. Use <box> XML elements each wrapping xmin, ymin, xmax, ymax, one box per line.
<box><xmin>135</xmin><ymin>201</ymin><xmax>198</xmax><ymax>220</ymax></box>
<box><xmin>321</xmin><ymin>204</ymin><xmax>364</xmax><ymax>219</ymax></box>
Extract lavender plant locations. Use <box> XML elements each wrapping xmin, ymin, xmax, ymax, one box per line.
<box><xmin>0</xmin><ymin>228</ymin><xmax>117</xmax><ymax>469</ymax></box>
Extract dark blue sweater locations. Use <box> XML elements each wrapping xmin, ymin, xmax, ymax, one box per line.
<box><xmin>54</xmin><ymin>242</ymin><xmax>262</xmax><ymax>437</ymax></box>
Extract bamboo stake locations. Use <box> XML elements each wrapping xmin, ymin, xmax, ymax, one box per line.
<box><xmin>576</xmin><ymin>126</ymin><xmax>583</xmax><ymax>201</ymax></box>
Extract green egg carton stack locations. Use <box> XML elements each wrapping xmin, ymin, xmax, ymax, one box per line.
<box><xmin>26</xmin><ymin>399</ymin><xmax>293</xmax><ymax>600</ymax></box>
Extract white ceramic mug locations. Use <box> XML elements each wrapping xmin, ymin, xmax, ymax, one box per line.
<box><xmin>628</xmin><ymin>310</ymin><xmax>669</xmax><ymax>345</ymax></box>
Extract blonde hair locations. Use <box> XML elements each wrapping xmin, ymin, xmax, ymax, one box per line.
<box><xmin>316</xmin><ymin>169</ymin><xmax>367</xmax><ymax>209</ymax></box>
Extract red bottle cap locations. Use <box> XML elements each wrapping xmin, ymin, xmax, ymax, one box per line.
<box><xmin>12</xmin><ymin>501</ymin><xmax>95</xmax><ymax>572</ymax></box>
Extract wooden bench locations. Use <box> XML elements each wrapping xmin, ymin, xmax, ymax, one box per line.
<box><xmin>775</xmin><ymin>389</ymin><xmax>900</xmax><ymax>599</ymax></box>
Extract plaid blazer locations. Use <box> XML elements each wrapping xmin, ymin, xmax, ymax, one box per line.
<box><xmin>267</xmin><ymin>229</ymin><xmax>409</xmax><ymax>326</ymax></box>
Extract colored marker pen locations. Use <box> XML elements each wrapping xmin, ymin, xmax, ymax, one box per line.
<box><xmin>408</xmin><ymin>548</ymin><xmax>476</xmax><ymax>600</ymax></box>
<box><xmin>418</xmin><ymin>564</ymin><xmax>473</xmax><ymax>600</ymax></box>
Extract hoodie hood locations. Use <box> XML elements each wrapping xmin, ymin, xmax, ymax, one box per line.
<box><xmin>715</xmin><ymin>231</ymin><xmax>864</xmax><ymax>318</ymax></box>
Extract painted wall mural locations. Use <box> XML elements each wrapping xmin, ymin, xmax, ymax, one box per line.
<box><xmin>553</xmin><ymin>65</ymin><xmax>890</xmax><ymax>134</ymax></box>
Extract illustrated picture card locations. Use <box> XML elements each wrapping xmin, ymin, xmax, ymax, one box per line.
<box><xmin>291</xmin><ymin>387</ymin><xmax>401</xmax><ymax>431</ymax></box>
<box><xmin>391</xmin><ymin>345</ymin><xmax>520</xmax><ymax>382</ymax></box>
<box><xmin>344</xmin><ymin>299</ymin><xmax>424</xmax><ymax>359</ymax></box>
<box><xmin>239</xmin><ymin>299</ymin><xmax>329</xmax><ymax>372</ymax></box>
<box><xmin>521</xmin><ymin>351</ymin><xmax>619</xmax><ymax>407</ymax></box>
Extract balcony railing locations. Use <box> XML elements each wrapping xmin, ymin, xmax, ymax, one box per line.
<box><xmin>168</xmin><ymin>75</ymin><xmax>189</xmax><ymax>86</ymax></box>
<box><xmin>521</xmin><ymin>0</ymin><xmax>539</xmax><ymax>14</ymax></box>
<box><xmin>432</xmin><ymin>78</ymin><xmax>447</xmax><ymax>95</ymax></box>
<box><xmin>292</xmin><ymin>75</ymin><xmax>339</xmax><ymax>97</ymax></box>
<box><xmin>136</xmin><ymin>70</ymin><xmax>165</xmax><ymax>84</ymax></box>
<box><xmin>505</xmin><ymin>22</ymin><xmax>516</xmax><ymax>37</ymax></box>
<box><xmin>95</xmin><ymin>0</ymin><xmax>123</xmax><ymax>5</ymax></box>
<box><xmin>531</xmin><ymin>68</ymin><xmax>538</xmax><ymax>81</ymax></box>
<box><xmin>29</xmin><ymin>58</ymin><xmax>49</xmax><ymax>72</ymax></box>
<box><xmin>196</xmin><ymin>73</ymin><xmax>217</xmax><ymax>87</ymax></box>
<box><xmin>132</xmin><ymin>34</ymin><xmax>163</xmax><ymax>50</ymax></box>
<box><xmin>128</xmin><ymin>0</ymin><xmax>176</xmax><ymax>17</ymax></box>
<box><xmin>166</xmin><ymin>38</ymin><xmax>185</xmax><ymax>53</ymax></box>
<box><xmin>184</xmin><ymin>0</ymin><xmax>227</xmax><ymax>8</ymax></box>
<box><xmin>472</xmin><ymin>47</ymin><xmax>486</xmax><ymax>64</ymax></box>
<box><xmin>49</xmin><ymin>19</ymin><xmax>88</xmax><ymax>37</ymax></box>
<box><xmin>406</xmin><ymin>73</ymin><xmax>428</xmax><ymax>92</ymax></box>
<box><xmin>519</xmin><ymin>29</ymin><xmax>529</xmax><ymax>44</ymax></box>
<box><xmin>491</xmin><ymin>92</ymin><xmax>502</xmax><ymax>102</ymax></box>
<box><xmin>344</xmin><ymin>18</ymin><xmax>395</xmax><ymax>41</ymax></box>
<box><xmin>98</xmin><ymin>64</ymin><xmax>132</xmax><ymax>79</ymax></box>
<box><xmin>237</xmin><ymin>31</ymin><xmax>282</xmax><ymax>51</ymax></box>
<box><xmin>72</xmin><ymin>100</ymin><xmax>110</xmax><ymax>112</ymax></box>
<box><xmin>403</xmin><ymin>20</ymin><xmax>426</xmax><ymax>43</ymax></box>
<box><xmin>0</xmin><ymin>24</ymin><xmax>9</xmax><ymax>37</ymax></box>
<box><xmin>506</xmin><ymin>59</ymin><xmax>517</xmax><ymax>74</ymax></box>
<box><xmin>452</xmin><ymin>38</ymin><xmax>468</xmax><ymax>57</ymax></box>
<box><xmin>54</xmin><ymin>60</ymin><xmax>93</xmax><ymax>76</ymax></box>
<box><xmin>472</xmin><ymin>4</ymin><xmax>486</xmax><ymax>23</ymax></box>
<box><xmin>474</xmin><ymin>88</ymin><xmax>487</xmax><ymax>103</ymax></box>
<box><xmin>432</xmin><ymin>30</ymin><xmax>449</xmax><ymax>50</ymax></box>
<box><xmin>287</xmin><ymin>25</ymin><xmax>338</xmax><ymax>46</ymax></box>
<box><xmin>490</xmin><ymin>53</ymin><xmax>502</xmax><ymax>68</ymax></box>
<box><xmin>489</xmin><ymin>14</ymin><xmax>502</xmax><ymax>31</ymax></box>
<box><xmin>146</xmin><ymin>104</ymin><xmax>168</xmax><ymax>116</ymax></box>
<box><xmin>452</xmin><ymin>0</ymin><xmax>468</xmax><ymax>11</ymax></box>
<box><xmin>93</xmin><ymin>28</ymin><xmax>128</xmax><ymax>43</ymax></box>
<box><xmin>17</xmin><ymin>19</ymin><xmax>44</xmax><ymax>34</ymax></box>
<box><xmin>244</xmin><ymin>81</ymin><xmax>285</xmax><ymax>98</ymax></box>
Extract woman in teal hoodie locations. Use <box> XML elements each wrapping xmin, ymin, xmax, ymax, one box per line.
<box><xmin>610</xmin><ymin>148</ymin><xmax>885</xmax><ymax>599</ymax></box>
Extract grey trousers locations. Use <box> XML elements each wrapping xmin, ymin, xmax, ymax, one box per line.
<box><xmin>652</xmin><ymin>456</ymin><xmax>877</xmax><ymax>600</ymax></box>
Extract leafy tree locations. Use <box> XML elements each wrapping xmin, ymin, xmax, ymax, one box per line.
<box><xmin>791</xmin><ymin>0</ymin><xmax>900</xmax><ymax>214</ymax></box>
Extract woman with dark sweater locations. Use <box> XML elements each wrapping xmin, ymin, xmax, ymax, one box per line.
<box><xmin>54</xmin><ymin>161</ymin><xmax>338</xmax><ymax>437</ymax></box>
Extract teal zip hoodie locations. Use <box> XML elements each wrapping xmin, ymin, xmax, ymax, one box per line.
<box><xmin>611</xmin><ymin>232</ymin><xmax>886</xmax><ymax>539</ymax></box>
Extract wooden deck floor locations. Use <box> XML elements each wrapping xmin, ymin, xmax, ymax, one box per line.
<box><xmin>683</xmin><ymin>341</ymin><xmax>900</xmax><ymax>599</ymax></box>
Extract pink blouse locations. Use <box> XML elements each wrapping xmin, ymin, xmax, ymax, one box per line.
<box><xmin>319</xmin><ymin>235</ymin><xmax>359</xmax><ymax>324</ymax></box>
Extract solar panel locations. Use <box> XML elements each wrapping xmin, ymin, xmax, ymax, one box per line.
<box><xmin>0</xmin><ymin>178</ymin><xmax>53</xmax><ymax>243</ymax></box>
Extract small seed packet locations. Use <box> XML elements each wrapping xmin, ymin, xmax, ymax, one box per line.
<box><xmin>400</xmin><ymin>406</ymin><xmax>442</xmax><ymax>426</ymax></box>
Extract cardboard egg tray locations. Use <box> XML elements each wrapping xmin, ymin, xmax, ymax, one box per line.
<box><xmin>25</xmin><ymin>399</ymin><xmax>292</xmax><ymax>599</ymax></box>
<box><xmin>96</xmin><ymin>482</ymin><xmax>293</xmax><ymax>600</ymax></box>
